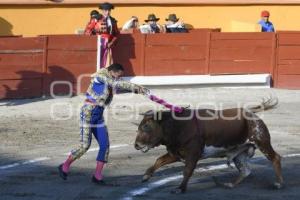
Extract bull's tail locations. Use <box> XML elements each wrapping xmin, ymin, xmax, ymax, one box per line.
<box><xmin>247</xmin><ymin>96</ymin><xmax>278</xmax><ymax>113</ymax></box>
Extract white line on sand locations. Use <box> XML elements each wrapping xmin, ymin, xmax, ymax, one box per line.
<box><xmin>121</xmin><ymin>153</ymin><xmax>300</xmax><ymax>200</ymax></box>
<box><xmin>62</xmin><ymin>144</ymin><xmax>130</xmax><ymax>155</ymax></box>
<box><xmin>0</xmin><ymin>157</ymin><xmax>50</xmax><ymax>170</ymax></box>
<box><xmin>89</xmin><ymin>144</ymin><xmax>130</xmax><ymax>153</ymax></box>
<box><xmin>283</xmin><ymin>153</ymin><xmax>300</xmax><ymax>158</ymax></box>
<box><xmin>0</xmin><ymin>144</ymin><xmax>129</xmax><ymax>171</ymax></box>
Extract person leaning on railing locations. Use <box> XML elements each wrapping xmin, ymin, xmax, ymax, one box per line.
<box><xmin>139</xmin><ymin>14</ymin><xmax>164</xmax><ymax>34</ymax></box>
<box><xmin>258</xmin><ymin>10</ymin><xmax>275</xmax><ymax>32</ymax></box>
<box><xmin>164</xmin><ymin>13</ymin><xmax>188</xmax><ymax>33</ymax></box>
<box><xmin>122</xmin><ymin>16</ymin><xmax>139</xmax><ymax>31</ymax></box>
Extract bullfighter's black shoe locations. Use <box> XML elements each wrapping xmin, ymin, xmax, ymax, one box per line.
<box><xmin>91</xmin><ymin>176</ymin><xmax>120</xmax><ymax>186</ymax></box>
<box><xmin>91</xmin><ymin>176</ymin><xmax>106</xmax><ymax>185</ymax></box>
<box><xmin>58</xmin><ymin>164</ymin><xmax>68</xmax><ymax>180</ymax></box>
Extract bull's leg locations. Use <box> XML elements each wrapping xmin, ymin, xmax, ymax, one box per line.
<box><xmin>256</xmin><ymin>141</ymin><xmax>283</xmax><ymax>189</ymax></box>
<box><xmin>247</xmin><ymin>116</ymin><xmax>284</xmax><ymax>189</ymax></box>
<box><xmin>142</xmin><ymin>153</ymin><xmax>178</xmax><ymax>182</ymax></box>
<box><xmin>214</xmin><ymin>151</ymin><xmax>252</xmax><ymax>188</ymax></box>
<box><xmin>171</xmin><ymin>155</ymin><xmax>198</xmax><ymax>194</ymax></box>
<box><xmin>226</xmin><ymin>143</ymin><xmax>255</xmax><ymax>166</ymax></box>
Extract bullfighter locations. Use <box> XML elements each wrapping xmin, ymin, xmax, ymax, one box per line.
<box><xmin>58</xmin><ymin>63</ymin><xmax>148</xmax><ymax>185</ymax></box>
<box><xmin>98</xmin><ymin>2</ymin><xmax>119</xmax><ymax>68</ymax></box>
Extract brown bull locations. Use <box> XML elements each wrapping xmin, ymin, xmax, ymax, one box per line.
<box><xmin>134</xmin><ymin>97</ymin><xmax>283</xmax><ymax>193</ymax></box>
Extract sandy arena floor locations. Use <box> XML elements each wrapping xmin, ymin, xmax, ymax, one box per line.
<box><xmin>0</xmin><ymin>87</ymin><xmax>300</xmax><ymax>200</ymax></box>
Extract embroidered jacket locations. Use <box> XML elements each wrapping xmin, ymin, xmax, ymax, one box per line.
<box><xmin>86</xmin><ymin>68</ymin><xmax>138</xmax><ymax>106</ymax></box>
<box><xmin>84</xmin><ymin>16</ymin><xmax>119</xmax><ymax>40</ymax></box>
<box><xmin>97</xmin><ymin>16</ymin><xmax>119</xmax><ymax>42</ymax></box>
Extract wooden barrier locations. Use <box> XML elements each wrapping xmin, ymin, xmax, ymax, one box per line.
<box><xmin>276</xmin><ymin>31</ymin><xmax>300</xmax><ymax>89</ymax></box>
<box><xmin>114</xmin><ymin>29</ymin><xmax>220</xmax><ymax>76</ymax></box>
<box><xmin>144</xmin><ymin>29</ymin><xmax>213</xmax><ymax>75</ymax></box>
<box><xmin>0</xmin><ymin>37</ymin><xmax>45</xmax><ymax>99</ymax></box>
<box><xmin>209</xmin><ymin>32</ymin><xmax>276</xmax><ymax>75</ymax></box>
<box><xmin>45</xmin><ymin>35</ymin><xmax>97</xmax><ymax>95</ymax></box>
<box><xmin>113</xmin><ymin>33</ymin><xmax>145</xmax><ymax>76</ymax></box>
<box><xmin>1</xmin><ymin>30</ymin><xmax>300</xmax><ymax>99</ymax></box>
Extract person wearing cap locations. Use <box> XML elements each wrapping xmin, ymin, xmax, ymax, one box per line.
<box><xmin>258</xmin><ymin>10</ymin><xmax>275</xmax><ymax>32</ymax></box>
<box><xmin>97</xmin><ymin>2</ymin><xmax>120</xmax><ymax>68</ymax></box>
<box><xmin>139</xmin><ymin>14</ymin><xmax>163</xmax><ymax>34</ymax></box>
<box><xmin>84</xmin><ymin>10</ymin><xmax>103</xmax><ymax>35</ymax></box>
<box><xmin>122</xmin><ymin>16</ymin><xmax>139</xmax><ymax>31</ymax></box>
<box><xmin>164</xmin><ymin>14</ymin><xmax>188</xmax><ymax>33</ymax></box>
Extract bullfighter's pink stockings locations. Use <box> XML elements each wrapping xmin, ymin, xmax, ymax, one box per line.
<box><xmin>94</xmin><ymin>161</ymin><xmax>105</xmax><ymax>180</ymax></box>
<box><xmin>62</xmin><ymin>155</ymin><xmax>74</xmax><ymax>173</ymax></box>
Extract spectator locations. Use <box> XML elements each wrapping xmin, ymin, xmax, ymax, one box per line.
<box><xmin>258</xmin><ymin>10</ymin><xmax>275</xmax><ymax>32</ymax></box>
<box><xmin>164</xmin><ymin>14</ymin><xmax>188</xmax><ymax>33</ymax></box>
<box><xmin>84</xmin><ymin>10</ymin><xmax>103</xmax><ymax>36</ymax></box>
<box><xmin>122</xmin><ymin>16</ymin><xmax>139</xmax><ymax>31</ymax></box>
<box><xmin>98</xmin><ymin>2</ymin><xmax>120</xmax><ymax>68</ymax></box>
<box><xmin>139</xmin><ymin>14</ymin><xmax>163</xmax><ymax>34</ymax></box>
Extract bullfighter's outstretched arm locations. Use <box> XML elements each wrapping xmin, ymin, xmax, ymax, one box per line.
<box><xmin>94</xmin><ymin>71</ymin><xmax>147</xmax><ymax>93</ymax></box>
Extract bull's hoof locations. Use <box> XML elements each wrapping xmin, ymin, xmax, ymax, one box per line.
<box><xmin>223</xmin><ymin>183</ymin><xmax>234</xmax><ymax>188</ymax></box>
<box><xmin>273</xmin><ymin>182</ymin><xmax>283</xmax><ymax>189</ymax></box>
<box><xmin>212</xmin><ymin>177</ymin><xmax>234</xmax><ymax>189</ymax></box>
<box><xmin>171</xmin><ymin>187</ymin><xmax>185</xmax><ymax>194</ymax></box>
<box><xmin>142</xmin><ymin>174</ymin><xmax>151</xmax><ymax>182</ymax></box>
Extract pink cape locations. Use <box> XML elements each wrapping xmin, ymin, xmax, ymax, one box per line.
<box><xmin>148</xmin><ymin>94</ymin><xmax>183</xmax><ymax>113</ymax></box>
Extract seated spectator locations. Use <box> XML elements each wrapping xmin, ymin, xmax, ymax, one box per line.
<box><xmin>122</xmin><ymin>16</ymin><xmax>139</xmax><ymax>31</ymax></box>
<box><xmin>258</xmin><ymin>10</ymin><xmax>275</xmax><ymax>32</ymax></box>
<box><xmin>139</xmin><ymin>14</ymin><xmax>163</xmax><ymax>34</ymax></box>
<box><xmin>84</xmin><ymin>10</ymin><xmax>103</xmax><ymax>35</ymax></box>
<box><xmin>164</xmin><ymin>14</ymin><xmax>188</xmax><ymax>33</ymax></box>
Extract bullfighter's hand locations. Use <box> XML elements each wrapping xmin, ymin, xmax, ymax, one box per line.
<box><xmin>135</xmin><ymin>86</ymin><xmax>150</xmax><ymax>95</ymax></box>
<box><xmin>107</xmin><ymin>42</ymin><xmax>114</xmax><ymax>48</ymax></box>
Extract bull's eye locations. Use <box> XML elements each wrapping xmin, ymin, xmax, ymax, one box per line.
<box><xmin>142</xmin><ymin>124</ymin><xmax>151</xmax><ymax>132</ymax></box>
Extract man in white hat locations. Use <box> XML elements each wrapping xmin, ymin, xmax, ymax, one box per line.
<box><xmin>139</xmin><ymin>14</ymin><xmax>163</xmax><ymax>34</ymax></box>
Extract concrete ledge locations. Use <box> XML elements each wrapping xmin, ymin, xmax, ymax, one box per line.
<box><xmin>123</xmin><ymin>74</ymin><xmax>271</xmax><ymax>88</ymax></box>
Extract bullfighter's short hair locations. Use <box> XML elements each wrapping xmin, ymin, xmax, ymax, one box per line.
<box><xmin>107</xmin><ymin>63</ymin><xmax>124</xmax><ymax>72</ymax></box>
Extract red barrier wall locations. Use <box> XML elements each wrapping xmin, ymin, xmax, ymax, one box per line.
<box><xmin>144</xmin><ymin>30</ymin><xmax>212</xmax><ymax>75</ymax></box>
<box><xmin>113</xmin><ymin>33</ymin><xmax>145</xmax><ymax>76</ymax></box>
<box><xmin>0</xmin><ymin>37</ymin><xmax>45</xmax><ymax>99</ymax></box>
<box><xmin>45</xmin><ymin>35</ymin><xmax>97</xmax><ymax>95</ymax></box>
<box><xmin>113</xmin><ymin>29</ymin><xmax>218</xmax><ymax>76</ymax></box>
<box><xmin>209</xmin><ymin>32</ymin><xmax>276</xmax><ymax>75</ymax></box>
<box><xmin>1</xmin><ymin>30</ymin><xmax>300</xmax><ymax>99</ymax></box>
<box><xmin>276</xmin><ymin>32</ymin><xmax>300</xmax><ymax>89</ymax></box>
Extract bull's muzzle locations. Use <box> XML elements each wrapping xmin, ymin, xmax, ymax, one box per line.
<box><xmin>134</xmin><ymin>142</ymin><xmax>150</xmax><ymax>153</ymax></box>
<box><xmin>134</xmin><ymin>143</ymin><xmax>141</xmax><ymax>150</ymax></box>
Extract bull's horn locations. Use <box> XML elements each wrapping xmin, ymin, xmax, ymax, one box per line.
<box><xmin>139</xmin><ymin>110</ymin><xmax>155</xmax><ymax>116</ymax></box>
<box><xmin>131</xmin><ymin>122</ymin><xmax>140</xmax><ymax>126</ymax></box>
<box><xmin>183</xmin><ymin>105</ymin><xmax>190</xmax><ymax>109</ymax></box>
